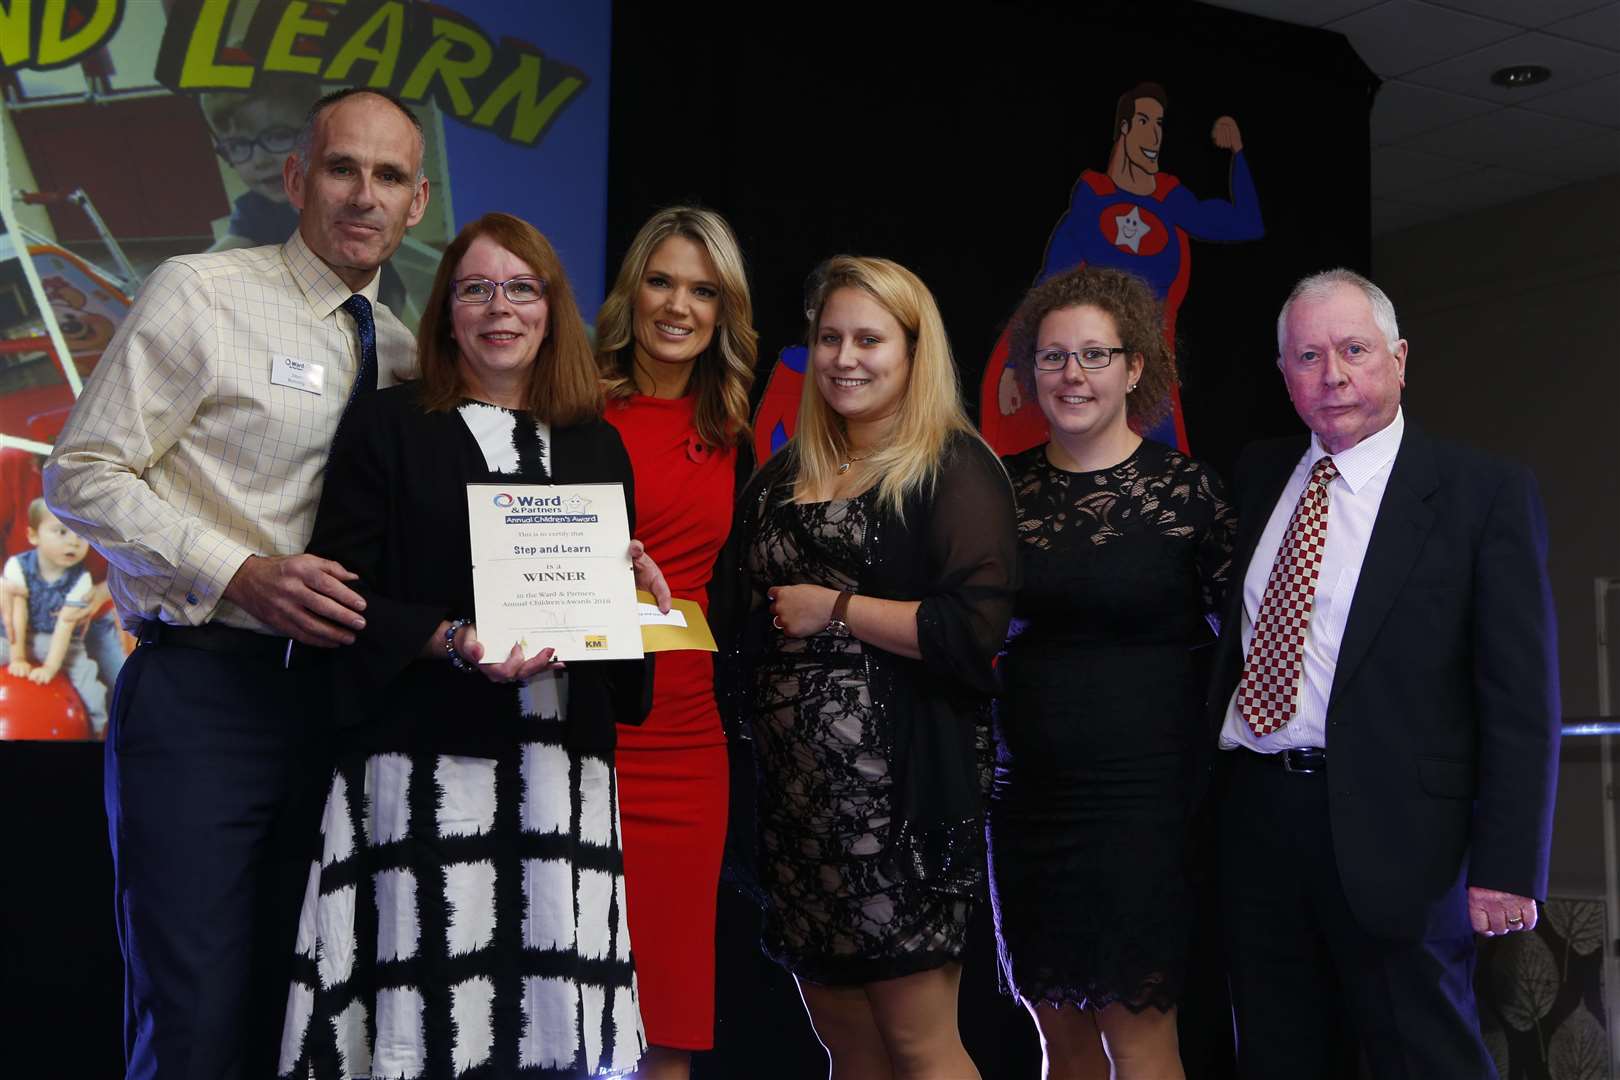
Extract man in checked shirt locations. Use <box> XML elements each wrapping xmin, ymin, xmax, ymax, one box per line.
<box><xmin>45</xmin><ymin>87</ymin><xmax>429</xmax><ymax>1080</ymax></box>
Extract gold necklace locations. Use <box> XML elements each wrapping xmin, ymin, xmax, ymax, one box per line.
<box><xmin>837</xmin><ymin>451</ymin><xmax>875</xmax><ymax>475</ymax></box>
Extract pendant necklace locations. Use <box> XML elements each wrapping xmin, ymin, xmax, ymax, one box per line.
<box><xmin>837</xmin><ymin>450</ymin><xmax>874</xmax><ymax>475</ymax></box>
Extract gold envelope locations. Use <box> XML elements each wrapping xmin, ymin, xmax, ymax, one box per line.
<box><xmin>637</xmin><ymin>590</ymin><xmax>719</xmax><ymax>653</ymax></box>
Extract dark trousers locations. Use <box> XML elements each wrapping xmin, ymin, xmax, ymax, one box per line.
<box><xmin>106</xmin><ymin>639</ymin><xmax>331</xmax><ymax>1080</ymax></box>
<box><xmin>1219</xmin><ymin>751</ymin><xmax>1495</xmax><ymax>1080</ymax></box>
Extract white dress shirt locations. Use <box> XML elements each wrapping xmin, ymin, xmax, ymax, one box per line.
<box><xmin>1219</xmin><ymin>409</ymin><xmax>1405</xmax><ymax>752</ymax></box>
<box><xmin>44</xmin><ymin>231</ymin><xmax>415</xmax><ymax>632</ymax></box>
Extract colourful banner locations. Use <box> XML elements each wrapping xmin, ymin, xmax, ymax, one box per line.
<box><xmin>0</xmin><ymin>0</ymin><xmax>610</xmax><ymax>739</ymax></box>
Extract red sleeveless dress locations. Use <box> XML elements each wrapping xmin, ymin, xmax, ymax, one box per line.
<box><xmin>606</xmin><ymin>393</ymin><xmax>733</xmax><ymax>1050</ymax></box>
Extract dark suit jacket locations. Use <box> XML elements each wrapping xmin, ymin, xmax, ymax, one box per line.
<box><xmin>308</xmin><ymin>382</ymin><xmax>648</xmax><ymax>758</ymax></box>
<box><xmin>1208</xmin><ymin>423</ymin><xmax>1560</xmax><ymax>939</ymax></box>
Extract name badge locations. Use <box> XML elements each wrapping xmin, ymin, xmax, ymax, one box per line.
<box><xmin>271</xmin><ymin>355</ymin><xmax>325</xmax><ymax>395</ymax></box>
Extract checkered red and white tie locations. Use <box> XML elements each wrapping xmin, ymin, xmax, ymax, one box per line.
<box><xmin>1237</xmin><ymin>455</ymin><xmax>1339</xmax><ymax>737</ymax></box>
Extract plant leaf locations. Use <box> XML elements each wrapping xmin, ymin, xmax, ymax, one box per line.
<box><xmin>1546</xmin><ymin>898</ymin><xmax>1606</xmax><ymax>957</ymax></box>
<box><xmin>1548</xmin><ymin>1006</ymin><xmax>1607</xmax><ymax>1080</ymax></box>
<box><xmin>1493</xmin><ymin>930</ymin><xmax>1560</xmax><ymax>1031</ymax></box>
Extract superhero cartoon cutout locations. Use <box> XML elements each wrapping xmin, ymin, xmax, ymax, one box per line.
<box><xmin>752</xmin><ymin>343</ymin><xmax>809</xmax><ymax>463</ymax></box>
<box><xmin>978</xmin><ymin>81</ymin><xmax>1264</xmax><ymax>456</ymax></box>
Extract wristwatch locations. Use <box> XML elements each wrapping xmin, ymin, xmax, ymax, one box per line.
<box><xmin>825</xmin><ymin>589</ymin><xmax>855</xmax><ymax>635</ymax></box>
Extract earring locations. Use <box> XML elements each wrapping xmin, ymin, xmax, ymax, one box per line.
<box><xmin>1128</xmin><ymin>383</ymin><xmax>1137</xmax><ymax>393</ymax></box>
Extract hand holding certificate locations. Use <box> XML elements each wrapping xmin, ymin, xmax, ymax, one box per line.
<box><xmin>467</xmin><ymin>483</ymin><xmax>648</xmax><ymax>662</ymax></box>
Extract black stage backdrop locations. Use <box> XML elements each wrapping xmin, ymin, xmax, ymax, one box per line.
<box><xmin>609</xmin><ymin>1</ymin><xmax>1374</xmax><ymax>1077</ymax></box>
<box><xmin>0</xmin><ymin>2</ymin><xmax>1374</xmax><ymax>1076</ymax></box>
<box><xmin>608</xmin><ymin>0</ymin><xmax>1375</xmax><ymax>481</ymax></box>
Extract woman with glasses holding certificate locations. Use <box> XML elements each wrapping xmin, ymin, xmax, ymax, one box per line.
<box><xmin>989</xmin><ymin>266</ymin><xmax>1234</xmax><ymax>1079</ymax></box>
<box><xmin>740</xmin><ymin>256</ymin><xmax>1016</xmax><ymax>1079</ymax></box>
<box><xmin>595</xmin><ymin>207</ymin><xmax>757</xmax><ymax>1080</ymax></box>
<box><xmin>278</xmin><ymin>213</ymin><xmax>667</xmax><ymax>1079</ymax></box>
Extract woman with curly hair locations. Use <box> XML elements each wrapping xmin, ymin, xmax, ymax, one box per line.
<box><xmin>595</xmin><ymin>207</ymin><xmax>757</xmax><ymax>1080</ymax></box>
<box><xmin>989</xmin><ymin>266</ymin><xmax>1234</xmax><ymax>1079</ymax></box>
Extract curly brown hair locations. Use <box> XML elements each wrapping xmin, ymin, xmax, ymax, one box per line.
<box><xmin>1005</xmin><ymin>266</ymin><xmax>1175</xmax><ymax>431</ymax></box>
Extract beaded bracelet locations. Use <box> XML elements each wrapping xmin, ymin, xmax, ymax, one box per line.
<box><xmin>445</xmin><ymin>618</ymin><xmax>474</xmax><ymax>672</ymax></box>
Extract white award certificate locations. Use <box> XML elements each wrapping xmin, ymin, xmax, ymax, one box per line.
<box><xmin>466</xmin><ymin>483</ymin><xmax>642</xmax><ymax>662</ymax></box>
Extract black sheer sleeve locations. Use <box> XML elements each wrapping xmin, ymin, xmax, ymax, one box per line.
<box><xmin>306</xmin><ymin>395</ymin><xmax>449</xmax><ymax>703</ymax></box>
<box><xmin>1194</xmin><ymin>463</ymin><xmax>1236</xmax><ymax>624</ymax></box>
<box><xmin>915</xmin><ymin>436</ymin><xmax>1019</xmax><ymax>697</ymax></box>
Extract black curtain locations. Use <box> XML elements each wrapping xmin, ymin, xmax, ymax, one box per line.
<box><xmin>607</xmin><ymin>0</ymin><xmax>1375</xmax><ymax>481</ymax></box>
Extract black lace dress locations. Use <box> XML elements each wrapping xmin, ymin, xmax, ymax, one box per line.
<box><xmin>747</xmin><ymin>492</ymin><xmax>971</xmax><ymax>984</ymax></box>
<box><xmin>988</xmin><ymin>440</ymin><xmax>1233</xmax><ymax>1012</ymax></box>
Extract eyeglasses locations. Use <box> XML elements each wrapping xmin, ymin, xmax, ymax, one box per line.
<box><xmin>1033</xmin><ymin>346</ymin><xmax>1128</xmax><ymax>372</ymax></box>
<box><xmin>212</xmin><ymin>126</ymin><xmax>300</xmax><ymax>165</ymax></box>
<box><xmin>451</xmin><ymin>277</ymin><xmax>547</xmax><ymax>304</ymax></box>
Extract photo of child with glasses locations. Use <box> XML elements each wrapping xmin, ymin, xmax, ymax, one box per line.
<box><xmin>199</xmin><ymin>77</ymin><xmax>314</xmax><ymax>254</ymax></box>
<box><xmin>200</xmin><ymin>77</ymin><xmax>413</xmax><ymax>316</ymax></box>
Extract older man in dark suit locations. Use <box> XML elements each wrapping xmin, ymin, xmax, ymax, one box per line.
<box><xmin>1209</xmin><ymin>268</ymin><xmax>1560</xmax><ymax>1078</ymax></box>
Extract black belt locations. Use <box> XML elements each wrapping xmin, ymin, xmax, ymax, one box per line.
<box><xmin>136</xmin><ymin>620</ymin><xmax>325</xmax><ymax>670</ymax></box>
<box><xmin>1241</xmin><ymin>746</ymin><xmax>1327</xmax><ymax>774</ymax></box>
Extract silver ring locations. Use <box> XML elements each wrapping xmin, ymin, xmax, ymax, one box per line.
<box><xmin>1506</xmin><ymin>916</ymin><xmax>1525</xmax><ymax>926</ymax></box>
<box><xmin>772</xmin><ymin>615</ymin><xmax>784</xmax><ymax>630</ymax></box>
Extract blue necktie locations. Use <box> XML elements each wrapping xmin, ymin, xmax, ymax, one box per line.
<box><xmin>332</xmin><ymin>294</ymin><xmax>378</xmax><ymax>455</ymax></box>
<box><xmin>339</xmin><ymin>293</ymin><xmax>378</xmax><ymax>409</ymax></box>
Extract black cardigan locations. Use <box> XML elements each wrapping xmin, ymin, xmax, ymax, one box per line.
<box><xmin>309</xmin><ymin>382</ymin><xmax>648</xmax><ymax>758</ymax></box>
<box><xmin>732</xmin><ymin>431</ymin><xmax>1018</xmax><ymax>895</ymax></box>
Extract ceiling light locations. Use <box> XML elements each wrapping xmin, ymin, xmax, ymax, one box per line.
<box><xmin>1490</xmin><ymin>65</ymin><xmax>1552</xmax><ymax>89</ymax></box>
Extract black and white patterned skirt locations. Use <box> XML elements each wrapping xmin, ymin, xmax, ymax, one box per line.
<box><xmin>277</xmin><ymin>719</ymin><xmax>644</xmax><ymax>1078</ymax></box>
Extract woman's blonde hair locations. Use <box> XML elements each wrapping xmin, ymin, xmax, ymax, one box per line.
<box><xmin>794</xmin><ymin>255</ymin><xmax>986</xmax><ymax>518</ymax></box>
<box><xmin>417</xmin><ymin>212</ymin><xmax>600</xmax><ymax>425</ymax></box>
<box><xmin>596</xmin><ymin>206</ymin><xmax>757</xmax><ymax>448</ymax></box>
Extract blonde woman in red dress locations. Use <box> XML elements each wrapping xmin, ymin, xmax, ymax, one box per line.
<box><xmin>596</xmin><ymin>207</ymin><xmax>758</xmax><ymax>1080</ymax></box>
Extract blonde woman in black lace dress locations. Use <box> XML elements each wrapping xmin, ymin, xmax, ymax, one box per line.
<box><xmin>738</xmin><ymin>256</ymin><xmax>1016</xmax><ymax>1079</ymax></box>
<box><xmin>989</xmin><ymin>267</ymin><xmax>1234</xmax><ymax>1080</ymax></box>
